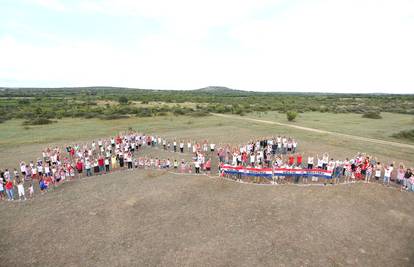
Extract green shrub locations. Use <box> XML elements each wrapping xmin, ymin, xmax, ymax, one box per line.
<box><xmin>118</xmin><ymin>96</ymin><xmax>129</xmax><ymax>105</ymax></box>
<box><xmin>82</xmin><ymin>112</ymin><xmax>101</xmax><ymax>119</ymax></box>
<box><xmin>99</xmin><ymin>114</ymin><xmax>129</xmax><ymax>120</ymax></box>
<box><xmin>189</xmin><ymin>110</ymin><xmax>210</xmax><ymax>117</ymax></box>
<box><xmin>391</xmin><ymin>129</ymin><xmax>414</xmax><ymax>141</ymax></box>
<box><xmin>286</xmin><ymin>111</ymin><xmax>298</xmax><ymax>121</ymax></box>
<box><xmin>362</xmin><ymin>112</ymin><xmax>382</xmax><ymax>119</ymax></box>
<box><xmin>22</xmin><ymin>118</ymin><xmax>56</xmax><ymax>125</ymax></box>
<box><xmin>135</xmin><ymin>108</ymin><xmax>152</xmax><ymax>117</ymax></box>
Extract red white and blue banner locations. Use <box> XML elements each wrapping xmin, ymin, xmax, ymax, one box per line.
<box><xmin>220</xmin><ymin>164</ymin><xmax>333</xmax><ymax>179</ymax></box>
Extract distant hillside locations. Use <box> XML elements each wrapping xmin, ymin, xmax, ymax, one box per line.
<box><xmin>194</xmin><ymin>86</ymin><xmax>247</xmax><ymax>93</ymax></box>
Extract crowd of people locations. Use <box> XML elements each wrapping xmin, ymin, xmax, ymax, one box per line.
<box><xmin>218</xmin><ymin>137</ymin><xmax>414</xmax><ymax>190</ymax></box>
<box><xmin>0</xmin><ymin>131</ymin><xmax>217</xmax><ymax>201</ymax></box>
<box><xmin>1</xmin><ymin>132</ymin><xmax>413</xmax><ymax>202</ymax></box>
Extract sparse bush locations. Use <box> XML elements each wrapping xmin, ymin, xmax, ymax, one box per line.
<box><xmin>118</xmin><ymin>96</ymin><xmax>129</xmax><ymax>105</ymax></box>
<box><xmin>391</xmin><ymin>129</ymin><xmax>414</xmax><ymax>141</ymax></box>
<box><xmin>83</xmin><ymin>112</ymin><xmax>101</xmax><ymax>119</ymax></box>
<box><xmin>362</xmin><ymin>112</ymin><xmax>382</xmax><ymax>119</ymax></box>
<box><xmin>189</xmin><ymin>110</ymin><xmax>210</xmax><ymax>117</ymax></box>
<box><xmin>286</xmin><ymin>111</ymin><xmax>298</xmax><ymax>121</ymax></box>
<box><xmin>22</xmin><ymin>118</ymin><xmax>56</xmax><ymax>125</ymax></box>
<box><xmin>135</xmin><ymin>108</ymin><xmax>152</xmax><ymax>117</ymax></box>
<box><xmin>99</xmin><ymin>114</ymin><xmax>129</xmax><ymax>120</ymax></box>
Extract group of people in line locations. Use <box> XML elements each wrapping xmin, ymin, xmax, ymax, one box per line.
<box><xmin>1</xmin><ymin>131</ymin><xmax>413</xmax><ymax>202</ymax></box>
<box><xmin>219</xmin><ymin>138</ymin><xmax>414</xmax><ymax>190</ymax></box>
<box><xmin>0</xmin><ymin>131</ymin><xmax>216</xmax><ymax>201</ymax></box>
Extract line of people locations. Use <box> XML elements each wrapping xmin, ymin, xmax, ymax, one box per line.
<box><xmin>0</xmin><ymin>131</ymin><xmax>217</xmax><ymax>201</ymax></box>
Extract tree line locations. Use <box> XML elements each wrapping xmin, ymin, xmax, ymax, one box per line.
<box><xmin>0</xmin><ymin>87</ymin><xmax>413</xmax><ymax>124</ymax></box>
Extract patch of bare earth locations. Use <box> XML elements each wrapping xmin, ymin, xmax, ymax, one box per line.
<box><xmin>0</xmin><ymin>171</ymin><xmax>413</xmax><ymax>266</ymax></box>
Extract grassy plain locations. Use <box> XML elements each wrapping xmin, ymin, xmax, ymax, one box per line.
<box><xmin>248</xmin><ymin>111</ymin><xmax>414</xmax><ymax>143</ymax></box>
<box><xmin>0</xmin><ymin>112</ymin><xmax>413</xmax><ymax>168</ymax></box>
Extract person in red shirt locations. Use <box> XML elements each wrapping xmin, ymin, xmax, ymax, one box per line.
<box><xmin>98</xmin><ymin>156</ymin><xmax>105</xmax><ymax>173</ymax></box>
<box><xmin>116</xmin><ymin>136</ymin><xmax>122</xmax><ymax>144</ymax></box>
<box><xmin>5</xmin><ymin>179</ymin><xmax>14</xmax><ymax>201</ymax></box>
<box><xmin>241</xmin><ymin>152</ymin><xmax>247</xmax><ymax>166</ymax></box>
<box><xmin>204</xmin><ymin>159</ymin><xmax>211</xmax><ymax>174</ymax></box>
<box><xmin>76</xmin><ymin>160</ymin><xmax>83</xmax><ymax>176</ymax></box>
<box><xmin>296</xmin><ymin>153</ymin><xmax>303</xmax><ymax>167</ymax></box>
<box><xmin>288</xmin><ymin>155</ymin><xmax>294</xmax><ymax>166</ymax></box>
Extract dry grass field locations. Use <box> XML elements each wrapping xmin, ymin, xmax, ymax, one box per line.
<box><xmin>0</xmin><ymin>113</ymin><xmax>414</xmax><ymax>266</ymax></box>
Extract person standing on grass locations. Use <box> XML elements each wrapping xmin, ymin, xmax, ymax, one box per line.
<box><xmin>180</xmin><ymin>141</ymin><xmax>184</xmax><ymax>153</ymax></box>
<box><xmin>85</xmin><ymin>160</ymin><xmax>92</xmax><ymax>177</ymax></box>
<box><xmin>397</xmin><ymin>164</ymin><xmax>405</xmax><ymax>188</ymax></box>
<box><xmin>307</xmin><ymin>155</ymin><xmax>314</xmax><ymax>170</ymax></box>
<box><xmin>98</xmin><ymin>155</ymin><xmax>105</xmax><ymax>173</ymax></box>
<box><xmin>93</xmin><ymin>159</ymin><xmax>100</xmax><ymax>175</ymax></box>
<box><xmin>20</xmin><ymin>162</ymin><xmax>26</xmax><ymax>178</ymax></box>
<box><xmin>383</xmin><ymin>164</ymin><xmax>393</xmax><ymax>186</ymax></box>
<box><xmin>334</xmin><ymin>160</ymin><xmax>343</xmax><ymax>184</ymax></box>
<box><xmin>288</xmin><ymin>154</ymin><xmax>294</xmax><ymax>167</ymax></box>
<box><xmin>344</xmin><ymin>159</ymin><xmax>352</xmax><ymax>184</ymax></box>
<box><xmin>105</xmin><ymin>157</ymin><xmax>110</xmax><ymax>173</ymax></box>
<box><xmin>5</xmin><ymin>178</ymin><xmax>14</xmax><ymax>201</ymax></box>
<box><xmin>118</xmin><ymin>153</ymin><xmax>125</xmax><ymax>168</ymax></box>
<box><xmin>365</xmin><ymin>163</ymin><xmax>373</xmax><ymax>183</ymax></box>
<box><xmin>374</xmin><ymin>162</ymin><xmax>381</xmax><ymax>181</ymax></box>
<box><xmin>0</xmin><ymin>178</ymin><xmax>4</xmax><ymax>201</ymax></box>
<box><xmin>403</xmin><ymin>168</ymin><xmax>412</xmax><ymax>190</ymax></box>
<box><xmin>111</xmin><ymin>154</ymin><xmax>117</xmax><ymax>170</ymax></box>
<box><xmin>326</xmin><ymin>158</ymin><xmax>335</xmax><ymax>185</ymax></box>
<box><xmin>28</xmin><ymin>180</ymin><xmax>34</xmax><ymax>199</ymax></box>
<box><xmin>205</xmin><ymin>158</ymin><xmax>211</xmax><ymax>174</ymax></box>
<box><xmin>317</xmin><ymin>154</ymin><xmax>324</xmax><ymax>169</ymax></box>
<box><xmin>127</xmin><ymin>152</ymin><xmax>133</xmax><ymax>169</ymax></box>
<box><xmin>210</xmin><ymin>143</ymin><xmax>215</xmax><ymax>153</ymax></box>
<box><xmin>15</xmin><ymin>176</ymin><xmax>26</xmax><ymax>201</ymax></box>
<box><xmin>194</xmin><ymin>160</ymin><xmax>200</xmax><ymax>174</ymax></box>
<box><xmin>296</xmin><ymin>153</ymin><xmax>303</xmax><ymax>168</ymax></box>
<box><xmin>76</xmin><ymin>160</ymin><xmax>83</xmax><ymax>177</ymax></box>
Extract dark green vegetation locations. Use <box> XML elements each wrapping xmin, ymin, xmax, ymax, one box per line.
<box><xmin>392</xmin><ymin>129</ymin><xmax>414</xmax><ymax>141</ymax></box>
<box><xmin>286</xmin><ymin>111</ymin><xmax>298</xmax><ymax>121</ymax></box>
<box><xmin>0</xmin><ymin>86</ymin><xmax>413</xmax><ymax>124</ymax></box>
<box><xmin>362</xmin><ymin>111</ymin><xmax>382</xmax><ymax>119</ymax></box>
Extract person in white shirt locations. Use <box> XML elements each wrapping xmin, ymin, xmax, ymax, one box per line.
<box><xmin>194</xmin><ymin>161</ymin><xmax>200</xmax><ymax>174</ymax></box>
<box><xmin>307</xmin><ymin>156</ymin><xmax>314</xmax><ymax>169</ymax></box>
<box><xmin>383</xmin><ymin>164</ymin><xmax>394</xmax><ymax>185</ymax></box>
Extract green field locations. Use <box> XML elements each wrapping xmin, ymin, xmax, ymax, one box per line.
<box><xmin>1</xmin><ymin>112</ymin><xmax>413</xmax><ymax>169</ymax></box>
<box><xmin>248</xmin><ymin>111</ymin><xmax>414</xmax><ymax>144</ymax></box>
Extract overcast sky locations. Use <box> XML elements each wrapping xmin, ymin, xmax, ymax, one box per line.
<box><xmin>0</xmin><ymin>0</ymin><xmax>413</xmax><ymax>93</ymax></box>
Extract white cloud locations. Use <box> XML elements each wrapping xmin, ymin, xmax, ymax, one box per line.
<box><xmin>28</xmin><ymin>0</ymin><xmax>67</xmax><ymax>11</ymax></box>
<box><xmin>2</xmin><ymin>0</ymin><xmax>414</xmax><ymax>93</ymax></box>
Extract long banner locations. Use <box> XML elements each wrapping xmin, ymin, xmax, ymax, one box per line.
<box><xmin>220</xmin><ymin>164</ymin><xmax>333</xmax><ymax>179</ymax></box>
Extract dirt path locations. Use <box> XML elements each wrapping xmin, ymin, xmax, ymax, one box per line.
<box><xmin>212</xmin><ymin>113</ymin><xmax>414</xmax><ymax>149</ymax></box>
